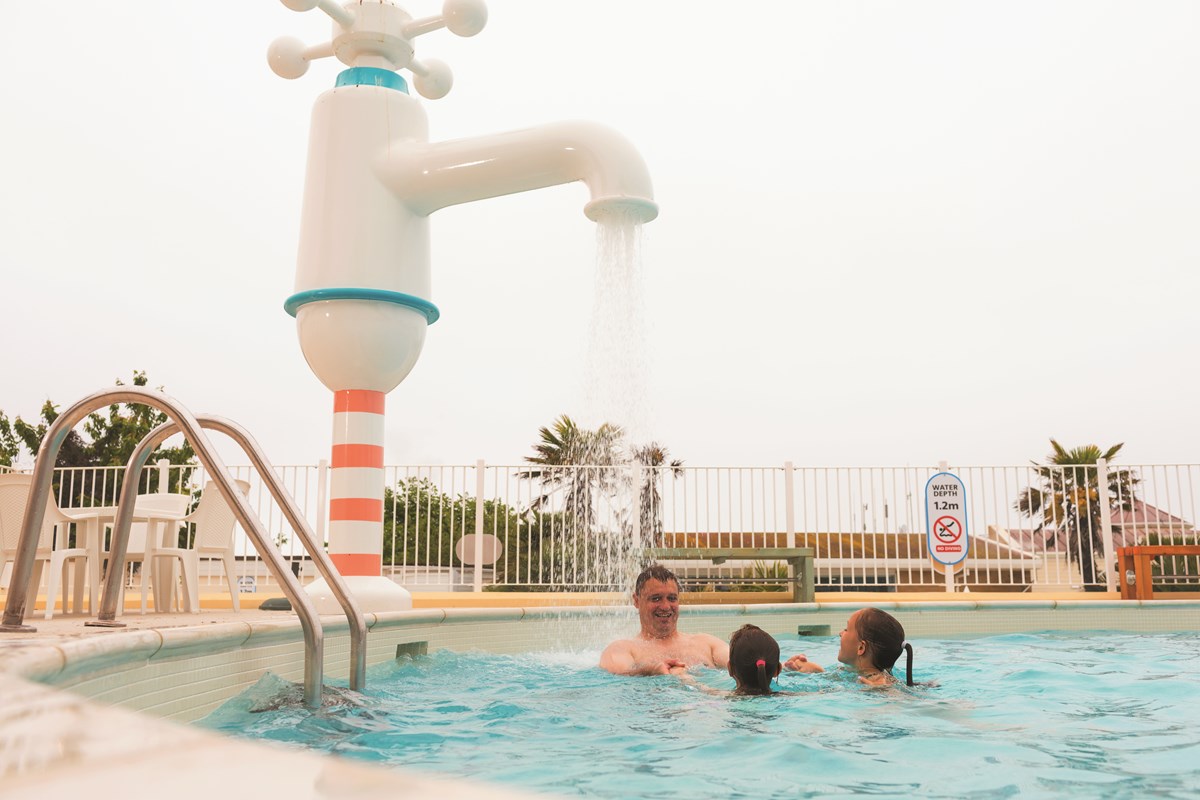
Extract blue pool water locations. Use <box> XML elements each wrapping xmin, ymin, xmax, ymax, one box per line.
<box><xmin>199</xmin><ymin>631</ymin><xmax>1200</xmax><ymax>798</ymax></box>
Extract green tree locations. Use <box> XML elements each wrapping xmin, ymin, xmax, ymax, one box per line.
<box><xmin>0</xmin><ymin>406</ymin><xmax>93</xmax><ymax>470</ymax></box>
<box><xmin>515</xmin><ymin>414</ymin><xmax>624</xmax><ymax>532</ymax></box>
<box><xmin>383</xmin><ymin>477</ymin><xmax>460</xmax><ymax>566</ymax></box>
<box><xmin>383</xmin><ymin>477</ymin><xmax>525</xmax><ymax>570</ymax></box>
<box><xmin>0</xmin><ymin>371</ymin><xmax>196</xmax><ymax>504</ymax></box>
<box><xmin>492</xmin><ymin>509</ymin><xmax>593</xmax><ymax>589</ymax></box>
<box><xmin>629</xmin><ymin>442</ymin><xmax>684</xmax><ymax>544</ymax></box>
<box><xmin>509</xmin><ymin>417</ymin><xmax>687</xmax><ymax>590</ymax></box>
<box><xmin>1015</xmin><ymin>439</ymin><xmax>1138</xmax><ymax>588</ymax></box>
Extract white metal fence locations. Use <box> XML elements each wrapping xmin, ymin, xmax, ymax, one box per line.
<box><xmin>28</xmin><ymin>461</ymin><xmax>1200</xmax><ymax>596</ymax></box>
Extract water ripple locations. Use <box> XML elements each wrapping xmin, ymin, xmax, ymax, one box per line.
<box><xmin>197</xmin><ymin>633</ymin><xmax>1200</xmax><ymax>799</ymax></box>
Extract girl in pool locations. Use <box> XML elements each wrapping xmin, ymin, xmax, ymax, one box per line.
<box><xmin>673</xmin><ymin>624</ymin><xmax>790</xmax><ymax>695</ymax></box>
<box><xmin>830</xmin><ymin>607</ymin><xmax>915</xmax><ymax>686</ymax></box>
<box><xmin>727</xmin><ymin>624</ymin><xmax>785</xmax><ymax>695</ymax></box>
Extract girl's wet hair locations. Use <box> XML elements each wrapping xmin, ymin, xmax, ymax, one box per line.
<box><xmin>854</xmin><ymin>608</ymin><xmax>915</xmax><ymax>686</ymax></box>
<box><xmin>728</xmin><ymin>624</ymin><xmax>780</xmax><ymax>695</ymax></box>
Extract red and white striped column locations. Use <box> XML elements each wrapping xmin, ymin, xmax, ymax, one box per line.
<box><xmin>328</xmin><ymin>389</ymin><xmax>385</xmax><ymax>578</ymax></box>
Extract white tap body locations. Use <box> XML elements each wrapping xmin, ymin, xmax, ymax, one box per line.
<box><xmin>290</xmin><ymin>79</ymin><xmax>433</xmax><ymax>395</ymax></box>
<box><xmin>288</xmin><ymin>74</ymin><xmax>657</xmax><ymax>395</ymax></box>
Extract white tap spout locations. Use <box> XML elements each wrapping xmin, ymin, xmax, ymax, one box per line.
<box><xmin>378</xmin><ymin>120</ymin><xmax>659</xmax><ymax>223</ymax></box>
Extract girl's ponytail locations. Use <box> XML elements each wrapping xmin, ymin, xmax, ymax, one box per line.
<box><xmin>755</xmin><ymin>658</ymin><xmax>769</xmax><ymax>693</ymax></box>
<box><xmin>902</xmin><ymin>643</ymin><xmax>914</xmax><ymax>687</ymax></box>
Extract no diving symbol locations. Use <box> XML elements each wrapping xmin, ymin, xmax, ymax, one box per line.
<box><xmin>934</xmin><ymin>516</ymin><xmax>962</xmax><ymax>543</ymax></box>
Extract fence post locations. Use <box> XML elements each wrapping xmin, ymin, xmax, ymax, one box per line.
<box><xmin>156</xmin><ymin>458</ymin><xmax>170</xmax><ymax>494</ymax></box>
<box><xmin>316</xmin><ymin>459</ymin><xmax>328</xmax><ymax>550</ymax></box>
<box><xmin>474</xmin><ymin>459</ymin><xmax>485</xmax><ymax>592</ymax></box>
<box><xmin>939</xmin><ymin>461</ymin><xmax>954</xmax><ymax>593</ymax></box>
<box><xmin>784</xmin><ymin>461</ymin><xmax>799</xmax><ymax>600</ymax></box>
<box><xmin>784</xmin><ymin>461</ymin><xmax>796</xmax><ymax>549</ymax></box>
<box><xmin>1096</xmin><ymin>457</ymin><xmax>1116</xmax><ymax>593</ymax></box>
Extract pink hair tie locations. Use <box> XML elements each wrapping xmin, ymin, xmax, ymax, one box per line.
<box><xmin>755</xmin><ymin>659</ymin><xmax>766</xmax><ymax>667</ymax></box>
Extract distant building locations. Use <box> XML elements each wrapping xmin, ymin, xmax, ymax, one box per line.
<box><xmin>996</xmin><ymin>499</ymin><xmax>1196</xmax><ymax>552</ymax></box>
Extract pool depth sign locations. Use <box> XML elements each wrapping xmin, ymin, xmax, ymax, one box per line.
<box><xmin>925</xmin><ymin>472</ymin><xmax>969</xmax><ymax>567</ymax></box>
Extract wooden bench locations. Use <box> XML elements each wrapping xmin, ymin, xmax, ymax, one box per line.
<box><xmin>644</xmin><ymin>547</ymin><xmax>815</xmax><ymax>603</ymax></box>
<box><xmin>1117</xmin><ymin>545</ymin><xmax>1200</xmax><ymax>600</ymax></box>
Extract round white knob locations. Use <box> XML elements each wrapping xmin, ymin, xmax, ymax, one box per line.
<box><xmin>413</xmin><ymin>58</ymin><xmax>453</xmax><ymax>99</ymax></box>
<box><xmin>443</xmin><ymin>0</ymin><xmax>487</xmax><ymax>37</ymax></box>
<box><xmin>268</xmin><ymin>36</ymin><xmax>311</xmax><ymax>79</ymax></box>
<box><xmin>280</xmin><ymin>0</ymin><xmax>320</xmax><ymax>11</ymax></box>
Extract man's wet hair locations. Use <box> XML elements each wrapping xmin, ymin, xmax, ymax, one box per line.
<box><xmin>729</xmin><ymin>624</ymin><xmax>780</xmax><ymax>695</ymax></box>
<box><xmin>634</xmin><ymin>563</ymin><xmax>679</xmax><ymax>596</ymax></box>
<box><xmin>854</xmin><ymin>607</ymin><xmax>915</xmax><ymax>686</ymax></box>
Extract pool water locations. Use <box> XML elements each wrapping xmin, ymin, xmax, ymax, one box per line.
<box><xmin>199</xmin><ymin>631</ymin><xmax>1200</xmax><ymax>798</ymax></box>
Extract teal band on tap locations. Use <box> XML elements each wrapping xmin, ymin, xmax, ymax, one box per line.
<box><xmin>335</xmin><ymin>67</ymin><xmax>409</xmax><ymax>93</ymax></box>
<box><xmin>284</xmin><ymin>288</ymin><xmax>440</xmax><ymax>324</ymax></box>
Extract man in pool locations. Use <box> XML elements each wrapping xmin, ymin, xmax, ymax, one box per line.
<box><xmin>600</xmin><ymin>564</ymin><xmax>729</xmax><ymax>675</ymax></box>
<box><xmin>600</xmin><ymin>564</ymin><xmax>825</xmax><ymax>676</ymax></box>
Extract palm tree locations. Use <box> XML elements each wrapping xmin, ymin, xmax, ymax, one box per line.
<box><xmin>515</xmin><ymin>414</ymin><xmax>624</xmax><ymax>530</ymax></box>
<box><xmin>629</xmin><ymin>442</ymin><xmax>684</xmax><ymax>544</ymax></box>
<box><xmin>1015</xmin><ymin>439</ymin><xmax>1138</xmax><ymax>588</ymax></box>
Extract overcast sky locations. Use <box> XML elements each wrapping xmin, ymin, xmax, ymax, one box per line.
<box><xmin>2</xmin><ymin>2</ymin><xmax>1197</xmax><ymax>470</ymax></box>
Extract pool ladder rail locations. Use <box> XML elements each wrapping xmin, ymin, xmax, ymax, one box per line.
<box><xmin>0</xmin><ymin>386</ymin><xmax>367</xmax><ymax>709</ymax></box>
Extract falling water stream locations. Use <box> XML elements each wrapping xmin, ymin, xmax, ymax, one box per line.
<box><xmin>584</xmin><ymin>210</ymin><xmax>650</xmax><ymax>449</ymax></box>
<box><xmin>573</xmin><ymin>210</ymin><xmax>654</xmax><ymax>631</ymax></box>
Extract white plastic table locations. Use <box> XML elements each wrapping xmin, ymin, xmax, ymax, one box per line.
<box><xmin>61</xmin><ymin>499</ymin><xmax>189</xmax><ymax>614</ymax></box>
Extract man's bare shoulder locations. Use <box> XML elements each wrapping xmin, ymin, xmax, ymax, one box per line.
<box><xmin>600</xmin><ymin>637</ymin><xmax>639</xmax><ymax>657</ymax></box>
<box><xmin>687</xmin><ymin>631</ymin><xmax>726</xmax><ymax>646</ymax></box>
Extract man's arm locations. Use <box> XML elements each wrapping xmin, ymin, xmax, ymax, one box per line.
<box><xmin>599</xmin><ymin>640</ymin><xmax>638</xmax><ymax>674</ymax></box>
<box><xmin>600</xmin><ymin>640</ymin><xmax>685</xmax><ymax>676</ymax></box>
<box><xmin>702</xmin><ymin>633</ymin><xmax>730</xmax><ymax>669</ymax></box>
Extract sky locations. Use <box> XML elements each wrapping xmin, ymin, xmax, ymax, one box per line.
<box><xmin>2</xmin><ymin>1</ymin><xmax>1198</xmax><ymax>470</ymax></box>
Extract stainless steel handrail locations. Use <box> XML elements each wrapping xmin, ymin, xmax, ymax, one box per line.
<box><xmin>0</xmin><ymin>387</ymin><xmax>327</xmax><ymax>708</ymax></box>
<box><xmin>94</xmin><ymin>415</ymin><xmax>367</xmax><ymax>691</ymax></box>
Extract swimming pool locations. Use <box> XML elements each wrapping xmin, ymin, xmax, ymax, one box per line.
<box><xmin>6</xmin><ymin>600</ymin><xmax>1200</xmax><ymax>798</ymax></box>
<box><xmin>198</xmin><ymin>630</ymin><xmax>1200</xmax><ymax>799</ymax></box>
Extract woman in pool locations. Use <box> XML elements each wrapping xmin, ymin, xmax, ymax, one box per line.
<box><xmin>829</xmin><ymin>607</ymin><xmax>915</xmax><ymax>686</ymax></box>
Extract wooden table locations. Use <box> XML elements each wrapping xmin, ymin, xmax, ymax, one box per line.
<box><xmin>643</xmin><ymin>547</ymin><xmax>816</xmax><ymax>602</ymax></box>
<box><xmin>1117</xmin><ymin>545</ymin><xmax>1200</xmax><ymax>600</ymax></box>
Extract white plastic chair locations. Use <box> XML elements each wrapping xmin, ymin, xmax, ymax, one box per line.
<box><xmin>122</xmin><ymin>492</ymin><xmax>191</xmax><ymax>614</ymax></box>
<box><xmin>0</xmin><ymin>473</ymin><xmax>90</xmax><ymax>619</ymax></box>
<box><xmin>148</xmin><ymin>479</ymin><xmax>250</xmax><ymax>613</ymax></box>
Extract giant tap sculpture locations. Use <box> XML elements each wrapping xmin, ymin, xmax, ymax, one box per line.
<box><xmin>270</xmin><ymin>0</ymin><xmax>658</xmax><ymax>611</ymax></box>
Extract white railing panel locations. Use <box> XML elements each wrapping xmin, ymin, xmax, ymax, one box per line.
<box><xmin>40</xmin><ymin>462</ymin><xmax>1200</xmax><ymax>596</ymax></box>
